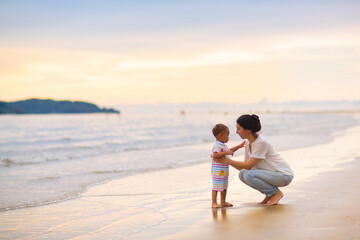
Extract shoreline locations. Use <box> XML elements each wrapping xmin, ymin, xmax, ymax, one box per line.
<box><xmin>1</xmin><ymin>121</ymin><xmax>360</xmax><ymax>239</ymax></box>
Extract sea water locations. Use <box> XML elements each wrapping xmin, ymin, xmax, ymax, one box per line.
<box><xmin>0</xmin><ymin>112</ymin><xmax>358</xmax><ymax>212</ymax></box>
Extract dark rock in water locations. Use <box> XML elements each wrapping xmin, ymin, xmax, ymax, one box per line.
<box><xmin>0</xmin><ymin>98</ymin><xmax>120</xmax><ymax>114</ymax></box>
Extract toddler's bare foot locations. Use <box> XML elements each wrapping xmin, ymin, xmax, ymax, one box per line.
<box><xmin>221</xmin><ymin>202</ymin><xmax>233</xmax><ymax>207</ymax></box>
<box><xmin>265</xmin><ymin>190</ymin><xmax>283</xmax><ymax>206</ymax></box>
<box><xmin>212</xmin><ymin>203</ymin><xmax>222</xmax><ymax>208</ymax></box>
<box><xmin>258</xmin><ymin>196</ymin><xmax>271</xmax><ymax>204</ymax></box>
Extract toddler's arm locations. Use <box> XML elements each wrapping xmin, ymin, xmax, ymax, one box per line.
<box><xmin>230</xmin><ymin>140</ymin><xmax>246</xmax><ymax>153</ymax></box>
<box><xmin>212</xmin><ymin>150</ymin><xmax>234</xmax><ymax>159</ymax></box>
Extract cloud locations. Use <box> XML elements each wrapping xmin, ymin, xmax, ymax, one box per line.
<box><xmin>116</xmin><ymin>51</ymin><xmax>264</xmax><ymax>71</ymax></box>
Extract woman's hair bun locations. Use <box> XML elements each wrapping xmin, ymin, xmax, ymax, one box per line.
<box><xmin>251</xmin><ymin>114</ymin><xmax>259</xmax><ymax>121</ymax></box>
<box><xmin>251</xmin><ymin>114</ymin><xmax>261</xmax><ymax>132</ymax></box>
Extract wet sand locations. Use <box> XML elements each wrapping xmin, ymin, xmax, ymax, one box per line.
<box><xmin>0</xmin><ymin>123</ymin><xmax>359</xmax><ymax>240</ymax></box>
<box><xmin>132</xmin><ymin>157</ymin><xmax>360</xmax><ymax>240</ymax></box>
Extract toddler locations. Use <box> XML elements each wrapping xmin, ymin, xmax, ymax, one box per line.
<box><xmin>211</xmin><ymin>123</ymin><xmax>245</xmax><ymax>208</ymax></box>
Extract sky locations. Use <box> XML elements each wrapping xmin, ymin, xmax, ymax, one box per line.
<box><xmin>0</xmin><ymin>0</ymin><xmax>359</xmax><ymax>106</ymax></box>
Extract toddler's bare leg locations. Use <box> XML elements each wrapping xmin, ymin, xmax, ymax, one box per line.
<box><xmin>220</xmin><ymin>189</ymin><xmax>233</xmax><ymax>207</ymax></box>
<box><xmin>212</xmin><ymin>190</ymin><xmax>222</xmax><ymax>208</ymax></box>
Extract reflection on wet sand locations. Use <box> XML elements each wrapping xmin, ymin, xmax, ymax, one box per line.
<box><xmin>212</xmin><ymin>208</ymin><xmax>228</xmax><ymax>222</ymax></box>
<box><xmin>209</xmin><ymin>203</ymin><xmax>294</xmax><ymax>240</ymax></box>
<box><xmin>213</xmin><ymin>203</ymin><xmax>292</xmax><ymax>223</ymax></box>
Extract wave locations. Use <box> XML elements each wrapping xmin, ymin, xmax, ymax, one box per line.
<box><xmin>0</xmin><ymin>139</ymin><xmax>208</xmax><ymax>168</ymax></box>
<box><xmin>0</xmin><ymin>158</ymin><xmax>40</xmax><ymax>167</ymax></box>
<box><xmin>35</xmin><ymin>175</ymin><xmax>61</xmax><ymax>181</ymax></box>
<box><xmin>0</xmin><ymin>136</ymin><xmax>73</xmax><ymax>146</ymax></box>
<box><xmin>123</xmin><ymin>147</ymin><xmax>143</xmax><ymax>151</ymax></box>
<box><xmin>92</xmin><ymin>170</ymin><xmax>125</xmax><ymax>174</ymax></box>
<box><xmin>0</xmin><ymin>156</ymin><xmax>63</xmax><ymax>167</ymax></box>
<box><xmin>1</xmin><ymin>158</ymin><xmax>14</xmax><ymax>167</ymax></box>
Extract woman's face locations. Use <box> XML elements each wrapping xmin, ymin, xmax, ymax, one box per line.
<box><xmin>236</xmin><ymin>123</ymin><xmax>249</xmax><ymax>139</ymax></box>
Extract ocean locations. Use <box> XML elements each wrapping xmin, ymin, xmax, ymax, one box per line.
<box><xmin>0</xmin><ymin>112</ymin><xmax>358</xmax><ymax>212</ymax></box>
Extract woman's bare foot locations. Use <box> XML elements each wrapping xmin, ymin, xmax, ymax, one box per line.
<box><xmin>265</xmin><ymin>190</ymin><xmax>283</xmax><ymax>206</ymax></box>
<box><xmin>221</xmin><ymin>202</ymin><xmax>233</xmax><ymax>207</ymax></box>
<box><xmin>212</xmin><ymin>203</ymin><xmax>222</xmax><ymax>208</ymax></box>
<box><xmin>258</xmin><ymin>195</ymin><xmax>271</xmax><ymax>204</ymax></box>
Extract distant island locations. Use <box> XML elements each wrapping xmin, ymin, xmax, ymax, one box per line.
<box><xmin>0</xmin><ymin>98</ymin><xmax>120</xmax><ymax>114</ymax></box>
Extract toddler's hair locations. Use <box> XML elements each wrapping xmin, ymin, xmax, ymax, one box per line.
<box><xmin>212</xmin><ymin>124</ymin><xmax>229</xmax><ymax>137</ymax></box>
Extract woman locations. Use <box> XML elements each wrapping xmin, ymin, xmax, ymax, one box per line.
<box><xmin>213</xmin><ymin>114</ymin><xmax>294</xmax><ymax>206</ymax></box>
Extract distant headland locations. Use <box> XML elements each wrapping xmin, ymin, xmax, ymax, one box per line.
<box><xmin>0</xmin><ymin>98</ymin><xmax>120</xmax><ymax>114</ymax></box>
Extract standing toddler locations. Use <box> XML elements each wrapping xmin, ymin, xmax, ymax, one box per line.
<box><xmin>211</xmin><ymin>124</ymin><xmax>245</xmax><ymax>208</ymax></box>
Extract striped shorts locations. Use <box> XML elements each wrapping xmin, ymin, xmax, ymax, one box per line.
<box><xmin>211</xmin><ymin>162</ymin><xmax>229</xmax><ymax>192</ymax></box>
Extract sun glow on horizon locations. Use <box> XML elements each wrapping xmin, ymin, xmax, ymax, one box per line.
<box><xmin>1</xmin><ymin>1</ymin><xmax>359</xmax><ymax>106</ymax></box>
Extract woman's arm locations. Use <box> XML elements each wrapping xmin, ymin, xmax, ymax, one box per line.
<box><xmin>216</xmin><ymin>156</ymin><xmax>260</xmax><ymax>171</ymax></box>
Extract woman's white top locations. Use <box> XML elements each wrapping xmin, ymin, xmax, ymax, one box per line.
<box><xmin>244</xmin><ymin>135</ymin><xmax>294</xmax><ymax>176</ymax></box>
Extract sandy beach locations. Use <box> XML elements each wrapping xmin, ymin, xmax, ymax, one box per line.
<box><xmin>1</xmin><ymin>119</ymin><xmax>360</xmax><ymax>240</ymax></box>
